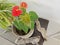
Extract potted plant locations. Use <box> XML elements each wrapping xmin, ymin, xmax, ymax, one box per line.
<box><xmin>12</xmin><ymin>2</ymin><xmax>38</xmax><ymax>38</ymax></box>
<box><xmin>0</xmin><ymin>1</ymin><xmax>38</xmax><ymax>38</ymax></box>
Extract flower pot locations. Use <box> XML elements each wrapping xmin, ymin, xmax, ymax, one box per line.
<box><xmin>35</xmin><ymin>19</ymin><xmax>47</xmax><ymax>40</ymax></box>
<box><xmin>12</xmin><ymin>26</ymin><xmax>34</xmax><ymax>38</ymax></box>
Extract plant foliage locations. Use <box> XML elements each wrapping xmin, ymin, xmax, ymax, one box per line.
<box><xmin>0</xmin><ymin>1</ymin><xmax>38</xmax><ymax>33</ymax></box>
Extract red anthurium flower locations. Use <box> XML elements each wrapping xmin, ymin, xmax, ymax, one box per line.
<box><xmin>12</xmin><ymin>6</ymin><xmax>22</xmax><ymax>16</ymax></box>
<box><xmin>20</xmin><ymin>2</ymin><xmax>27</xmax><ymax>8</ymax></box>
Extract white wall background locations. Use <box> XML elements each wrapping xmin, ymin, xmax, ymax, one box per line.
<box><xmin>27</xmin><ymin>0</ymin><xmax>60</xmax><ymax>26</ymax></box>
<box><xmin>31</xmin><ymin>0</ymin><xmax>60</xmax><ymax>24</ymax></box>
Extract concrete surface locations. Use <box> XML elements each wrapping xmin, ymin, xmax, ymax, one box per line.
<box><xmin>0</xmin><ymin>36</ymin><xmax>14</xmax><ymax>45</ymax></box>
<box><xmin>43</xmin><ymin>37</ymin><xmax>60</xmax><ymax>45</ymax></box>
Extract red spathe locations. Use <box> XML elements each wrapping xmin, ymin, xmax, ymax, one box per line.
<box><xmin>12</xmin><ymin>6</ymin><xmax>22</xmax><ymax>16</ymax></box>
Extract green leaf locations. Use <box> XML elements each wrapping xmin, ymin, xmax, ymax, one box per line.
<box><xmin>4</xmin><ymin>11</ymin><xmax>12</xmax><ymax>18</ymax></box>
<box><xmin>13</xmin><ymin>20</ymin><xmax>29</xmax><ymax>33</ymax></box>
<box><xmin>13</xmin><ymin>20</ymin><xmax>21</xmax><ymax>30</ymax></box>
<box><xmin>21</xmin><ymin>8</ymin><xmax>26</xmax><ymax>15</ymax></box>
<box><xmin>0</xmin><ymin>2</ymin><xmax>15</xmax><ymax>10</ymax></box>
<box><xmin>19</xmin><ymin>21</ymin><xmax>29</xmax><ymax>33</ymax></box>
<box><xmin>26</xmin><ymin>21</ymin><xmax>35</xmax><ymax>30</ymax></box>
<box><xmin>0</xmin><ymin>12</ymin><xmax>11</xmax><ymax>26</ymax></box>
<box><xmin>30</xmin><ymin>21</ymin><xmax>35</xmax><ymax>29</ymax></box>
<box><xmin>1</xmin><ymin>19</ymin><xmax>9</xmax><ymax>26</ymax></box>
<box><xmin>29</xmin><ymin>11</ymin><xmax>38</xmax><ymax>21</ymax></box>
<box><xmin>0</xmin><ymin>21</ymin><xmax>7</xmax><ymax>29</ymax></box>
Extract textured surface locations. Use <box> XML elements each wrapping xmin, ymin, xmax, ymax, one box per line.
<box><xmin>43</xmin><ymin>37</ymin><xmax>60</xmax><ymax>45</ymax></box>
<box><xmin>30</xmin><ymin>18</ymin><xmax>49</xmax><ymax>45</ymax></box>
<box><xmin>0</xmin><ymin>36</ymin><xmax>14</xmax><ymax>45</ymax></box>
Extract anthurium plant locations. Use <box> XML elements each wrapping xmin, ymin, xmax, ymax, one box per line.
<box><xmin>0</xmin><ymin>1</ymin><xmax>38</xmax><ymax>33</ymax></box>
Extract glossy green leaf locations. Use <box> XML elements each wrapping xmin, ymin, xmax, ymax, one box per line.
<box><xmin>29</xmin><ymin>11</ymin><xmax>38</xmax><ymax>21</ymax></box>
<box><xmin>31</xmin><ymin>21</ymin><xmax>35</xmax><ymax>29</ymax></box>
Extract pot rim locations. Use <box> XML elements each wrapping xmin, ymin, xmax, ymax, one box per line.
<box><xmin>12</xmin><ymin>28</ymin><xmax>34</xmax><ymax>38</ymax></box>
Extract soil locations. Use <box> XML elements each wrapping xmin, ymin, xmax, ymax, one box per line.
<box><xmin>13</xmin><ymin>26</ymin><xmax>30</xmax><ymax>36</ymax></box>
